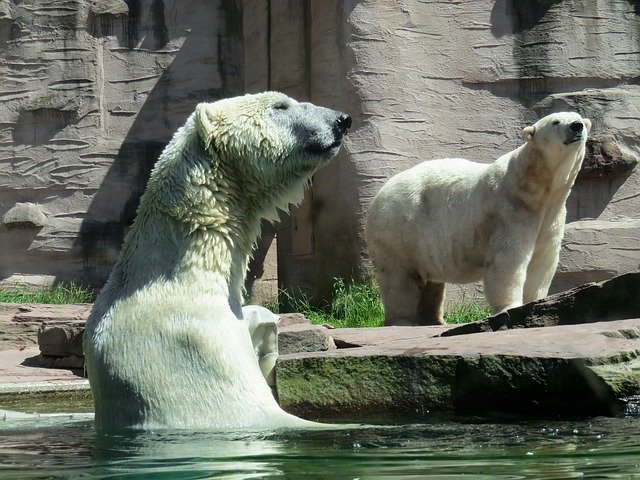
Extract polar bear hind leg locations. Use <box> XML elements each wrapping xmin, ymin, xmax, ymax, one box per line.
<box><xmin>377</xmin><ymin>265</ymin><xmax>444</xmax><ymax>326</ymax></box>
<box><xmin>417</xmin><ymin>281</ymin><xmax>445</xmax><ymax>325</ymax></box>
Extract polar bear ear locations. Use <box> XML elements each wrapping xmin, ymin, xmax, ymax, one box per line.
<box><xmin>522</xmin><ymin>125</ymin><xmax>535</xmax><ymax>142</ymax></box>
<box><xmin>194</xmin><ymin>103</ymin><xmax>216</xmax><ymax>149</ymax></box>
<box><xmin>583</xmin><ymin>118</ymin><xmax>592</xmax><ymax>132</ymax></box>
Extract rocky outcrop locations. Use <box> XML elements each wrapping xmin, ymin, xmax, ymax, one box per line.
<box><xmin>0</xmin><ymin>303</ymin><xmax>91</xmax><ymax>350</ymax></box>
<box><xmin>277</xmin><ymin>319</ymin><xmax>640</xmax><ymax>418</ymax></box>
<box><xmin>277</xmin><ymin>274</ymin><xmax>640</xmax><ymax>418</ymax></box>
<box><xmin>578</xmin><ymin>136</ymin><xmax>639</xmax><ymax>183</ymax></box>
<box><xmin>442</xmin><ymin>272</ymin><xmax>640</xmax><ymax>336</ymax></box>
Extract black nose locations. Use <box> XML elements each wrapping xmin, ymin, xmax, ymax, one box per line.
<box><xmin>570</xmin><ymin>121</ymin><xmax>583</xmax><ymax>132</ymax></box>
<box><xmin>336</xmin><ymin>113</ymin><xmax>352</xmax><ymax>134</ymax></box>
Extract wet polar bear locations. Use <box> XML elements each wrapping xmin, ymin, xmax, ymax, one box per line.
<box><xmin>84</xmin><ymin>92</ymin><xmax>351</xmax><ymax>430</ymax></box>
<box><xmin>366</xmin><ymin>112</ymin><xmax>591</xmax><ymax>326</ymax></box>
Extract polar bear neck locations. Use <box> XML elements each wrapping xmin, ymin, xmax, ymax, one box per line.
<box><xmin>112</xmin><ymin>120</ymin><xmax>278</xmax><ymax>315</ymax></box>
<box><xmin>506</xmin><ymin>142</ymin><xmax>584</xmax><ymax>210</ymax></box>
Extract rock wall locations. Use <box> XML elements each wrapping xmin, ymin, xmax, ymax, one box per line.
<box><xmin>0</xmin><ymin>0</ymin><xmax>243</xmax><ymax>289</ymax></box>
<box><xmin>268</xmin><ymin>0</ymin><xmax>640</xmax><ymax>302</ymax></box>
<box><xmin>1</xmin><ymin>0</ymin><xmax>639</xmax><ymax>304</ymax></box>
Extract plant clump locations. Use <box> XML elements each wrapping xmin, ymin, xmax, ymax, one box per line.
<box><xmin>271</xmin><ymin>277</ymin><xmax>491</xmax><ymax>328</ymax></box>
<box><xmin>0</xmin><ymin>282</ymin><xmax>95</xmax><ymax>304</ymax></box>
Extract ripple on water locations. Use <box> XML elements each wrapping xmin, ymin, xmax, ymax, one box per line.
<box><xmin>0</xmin><ymin>414</ymin><xmax>639</xmax><ymax>479</ymax></box>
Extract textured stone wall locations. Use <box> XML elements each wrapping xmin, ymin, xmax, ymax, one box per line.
<box><xmin>1</xmin><ymin>0</ymin><xmax>639</xmax><ymax>305</ymax></box>
<box><xmin>270</xmin><ymin>0</ymin><xmax>640</xmax><ymax>302</ymax></box>
<box><xmin>0</xmin><ymin>0</ymin><xmax>243</xmax><ymax>289</ymax></box>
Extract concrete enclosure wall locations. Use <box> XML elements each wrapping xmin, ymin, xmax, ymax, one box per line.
<box><xmin>1</xmin><ymin>0</ymin><xmax>639</xmax><ymax>305</ymax></box>
<box><xmin>265</xmin><ymin>0</ymin><xmax>640</xmax><ymax>302</ymax></box>
<box><xmin>0</xmin><ymin>0</ymin><xmax>243</xmax><ymax>288</ymax></box>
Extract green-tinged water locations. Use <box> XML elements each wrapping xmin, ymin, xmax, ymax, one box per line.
<box><xmin>1</xmin><ymin>413</ymin><xmax>639</xmax><ymax>479</ymax></box>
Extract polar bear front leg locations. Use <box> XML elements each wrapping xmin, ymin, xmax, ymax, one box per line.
<box><xmin>483</xmin><ymin>242</ymin><xmax>534</xmax><ymax>314</ymax></box>
<box><xmin>522</xmin><ymin>244</ymin><xmax>560</xmax><ymax>303</ymax></box>
<box><xmin>522</xmin><ymin>210</ymin><xmax>565</xmax><ymax>303</ymax></box>
<box><xmin>242</xmin><ymin>305</ymin><xmax>279</xmax><ymax>387</ymax></box>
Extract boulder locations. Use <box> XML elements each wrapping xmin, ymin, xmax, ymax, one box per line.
<box><xmin>441</xmin><ymin>272</ymin><xmax>640</xmax><ymax>336</ymax></box>
<box><xmin>277</xmin><ymin>323</ymin><xmax>336</xmax><ymax>355</ymax></box>
<box><xmin>276</xmin><ymin>319</ymin><xmax>640</xmax><ymax>419</ymax></box>
<box><xmin>37</xmin><ymin>321</ymin><xmax>85</xmax><ymax>358</ymax></box>
<box><xmin>2</xmin><ymin>203</ymin><xmax>47</xmax><ymax>229</ymax></box>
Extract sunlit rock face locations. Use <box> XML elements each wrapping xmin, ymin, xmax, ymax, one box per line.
<box><xmin>0</xmin><ymin>0</ymin><xmax>244</xmax><ymax>290</ymax></box>
<box><xmin>1</xmin><ymin>0</ymin><xmax>639</xmax><ymax>303</ymax></box>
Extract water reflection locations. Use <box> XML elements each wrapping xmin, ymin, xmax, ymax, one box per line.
<box><xmin>93</xmin><ymin>429</ymin><xmax>289</xmax><ymax>478</ymax></box>
<box><xmin>0</xmin><ymin>415</ymin><xmax>639</xmax><ymax>479</ymax></box>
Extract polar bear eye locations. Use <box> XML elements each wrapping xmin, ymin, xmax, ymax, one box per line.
<box><xmin>273</xmin><ymin>103</ymin><xmax>289</xmax><ymax>111</ymax></box>
<box><xmin>552</xmin><ymin>120</ymin><xmax>560</xmax><ymax>125</ymax></box>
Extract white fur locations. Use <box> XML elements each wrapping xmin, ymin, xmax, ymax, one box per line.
<box><xmin>366</xmin><ymin>112</ymin><xmax>591</xmax><ymax>325</ymax></box>
<box><xmin>84</xmin><ymin>92</ymin><xmax>347</xmax><ymax>430</ymax></box>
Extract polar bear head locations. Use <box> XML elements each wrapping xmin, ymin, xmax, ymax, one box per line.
<box><xmin>522</xmin><ymin>111</ymin><xmax>591</xmax><ymax>159</ymax></box>
<box><xmin>194</xmin><ymin>92</ymin><xmax>351</xmax><ymax>186</ymax></box>
<box><xmin>152</xmin><ymin>92</ymin><xmax>350</xmax><ymax>227</ymax></box>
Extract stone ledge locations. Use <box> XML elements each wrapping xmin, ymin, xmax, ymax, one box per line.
<box><xmin>0</xmin><ymin>379</ymin><xmax>90</xmax><ymax>396</ymax></box>
<box><xmin>442</xmin><ymin>272</ymin><xmax>640</xmax><ymax>336</ymax></box>
<box><xmin>276</xmin><ymin>318</ymin><xmax>640</xmax><ymax>418</ymax></box>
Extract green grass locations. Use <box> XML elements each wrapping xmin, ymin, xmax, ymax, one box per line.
<box><xmin>0</xmin><ymin>282</ymin><xmax>95</xmax><ymax>304</ymax></box>
<box><xmin>444</xmin><ymin>300</ymin><xmax>493</xmax><ymax>324</ymax></box>
<box><xmin>271</xmin><ymin>277</ymin><xmax>492</xmax><ymax>328</ymax></box>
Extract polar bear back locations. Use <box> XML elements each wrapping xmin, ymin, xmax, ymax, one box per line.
<box><xmin>367</xmin><ymin>158</ymin><xmax>499</xmax><ymax>284</ymax></box>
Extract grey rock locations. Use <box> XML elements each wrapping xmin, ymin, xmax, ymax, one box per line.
<box><xmin>276</xmin><ymin>318</ymin><xmax>640</xmax><ymax>418</ymax></box>
<box><xmin>442</xmin><ymin>272</ymin><xmax>640</xmax><ymax>337</ymax></box>
<box><xmin>277</xmin><ymin>323</ymin><xmax>336</xmax><ymax>355</ymax></box>
<box><xmin>37</xmin><ymin>323</ymin><xmax>85</xmax><ymax>357</ymax></box>
<box><xmin>2</xmin><ymin>203</ymin><xmax>47</xmax><ymax>229</ymax></box>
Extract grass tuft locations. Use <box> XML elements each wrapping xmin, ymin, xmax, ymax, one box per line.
<box><xmin>443</xmin><ymin>301</ymin><xmax>493</xmax><ymax>324</ymax></box>
<box><xmin>0</xmin><ymin>282</ymin><xmax>95</xmax><ymax>304</ymax></box>
<box><xmin>269</xmin><ymin>277</ymin><xmax>492</xmax><ymax>328</ymax></box>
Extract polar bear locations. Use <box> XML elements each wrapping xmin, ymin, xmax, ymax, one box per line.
<box><xmin>84</xmin><ymin>92</ymin><xmax>351</xmax><ymax>430</ymax></box>
<box><xmin>366</xmin><ymin>112</ymin><xmax>591</xmax><ymax>326</ymax></box>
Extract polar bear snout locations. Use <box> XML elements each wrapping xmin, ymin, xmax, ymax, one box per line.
<box><xmin>335</xmin><ymin>113</ymin><xmax>352</xmax><ymax>136</ymax></box>
<box><xmin>291</xmin><ymin>104</ymin><xmax>351</xmax><ymax>158</ymax></box>
<box><xmin>570</xmin><ymin>121</ymin><xmax>584</xmax><ymax>133</ymax></box>
<box><xmin>564</xmin><ymin>119</ymin><xmax>588</xmax><ymax>145</ymax></box>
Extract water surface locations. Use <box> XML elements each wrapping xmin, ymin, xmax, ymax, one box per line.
<box><xmin>1</xmin><ymin>413</ymin><xmax>639</xmax><ymax>479</ymax></box>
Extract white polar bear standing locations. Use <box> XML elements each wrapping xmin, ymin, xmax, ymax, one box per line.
<box><xmin>84</xmin><ymin>92</ymin><xmax>351</xmax><ymax>430</ymax></box>
<box><xmin>366</xmin><ymin>112</ymin><xmax>591</xmax><ymax>326</ymax></box>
